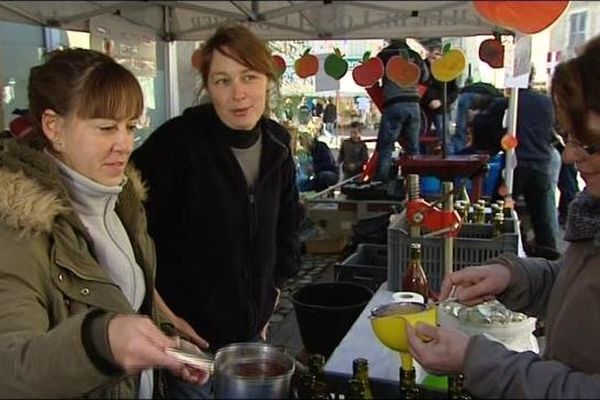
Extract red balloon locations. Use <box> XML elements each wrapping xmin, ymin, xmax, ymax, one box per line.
<box><xmin>474</xmin><ymin>1</ymin><xmax>568</xmax><ymax>34</ymax></box>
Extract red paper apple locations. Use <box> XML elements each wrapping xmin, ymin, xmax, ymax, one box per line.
<box><xmin>474</xmin><ymin>1</ymin><xmax>568</xmax><ymax>34</ymax></box>
<box><xmin>272</xmin><ymin>55</ymin><xmax>286</xmax><ymax>77</ymax></box>
<box><xmin>191</xmin><ymin>48</ymin><xmax>203</xmax><ymax>70</ymax></box>
<box><xmin>479</xmin><ymin>38</ymin><xmax>504</xmax><ymax>69</ymax></box>
<box><xmin>385</xmin><ymin>55</ymin><xmax>421</xmax><ymax>86</ymax></box>
<box><xmin>294</xmin><ymin>48</ymin><xmax>318</xmax><ymax>79</ymax></box>
<box><xmin>352</xmin><ymin>51</ymin><xmax>384</xmax><ymax>87</ymax></box>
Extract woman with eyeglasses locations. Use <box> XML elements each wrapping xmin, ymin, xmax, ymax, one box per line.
<box><xmin>406</xmin><ymin>35</ymin><xmax>600</xmax><ymax>398</ymax></box>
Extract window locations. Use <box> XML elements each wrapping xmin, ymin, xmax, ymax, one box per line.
<box><xmin>568</xmin><ymin>11</ymin><xmax>587</xmax><ymax>48</ymax></box>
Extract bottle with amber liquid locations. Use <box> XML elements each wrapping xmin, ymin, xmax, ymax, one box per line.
<box><xmin>308</xmin><ymin>354</ymin><xmax>331</xmax><ymax>399</ymax></box>
<box><xmin>399</xmin><ymin>367</ymin><xmax>420</xmax><ymax>399</ymax></box>
<box><xmin>402</xmin><ymin>242</ymin><xmax>429</xmax><ymax>299</ymax></box>
<box><xmin>448</xmin><ymin>373</ymin><xmax>471</xmax><ymax>400</ymax></box>
<box><xmin>351</xmin><ymin>358</ymin><xmax>373</xmax><ymax>399</ymax></box>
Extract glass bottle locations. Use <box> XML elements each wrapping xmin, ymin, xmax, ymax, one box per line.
<box><xmin>502</xmin><ymin>197</ymin><xmax>514</xmax><ymax>219</ymax></box>
<box><xmin>402</xmin><ymin>242</ymin><xmax>429</xmax><ymax>299</ymax></box>
<box><xmin>347</xmin><ymin>378</ymin><xmax>366</xmax><ymax>399</ymax></box>
<box><xmin>448</xmin><ymin>373</ymin><xmax>471</xmax><ymax>400</ymax></box>
<box><xmin>298</xmin><ymin>372</ymin><xmax>316</xmax><ymax>399</ymax></box>
<box><xmin>352</xmin><ymin>358</ymin><xmax>373</xmax><ymax>399</ymax></box>
<box><xmin>457</xmin><ymin>181</ymin><xmax>471</xmax><ymax>206</ymax></box>
<box><xmin>308</xmin><ymin>354</ymin><xmax>329</xmax><ymax>399</ymax></box>
<box><xmin>493</xmin><ymin>212</ymin><xmax>505</xmax><ymax>237</ymax></box>
<box><xmin>308</xmin><ymin>354</ymin><xmax>326</xmax><ymax>383</ymax></box>
<box><xmin>399</xmin><ymin>367</ymin><xmax>420</xmax><ymax>399</ymax></box>
<box><xmin>473</xmin><ymin>204</ymin><xmax>486</xmax><ymax>224</ymax></box>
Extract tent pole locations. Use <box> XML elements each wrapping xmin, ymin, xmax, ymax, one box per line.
<box><xmin>504</xmin><ymin>87</ymin><xmax>519</xmax><ymax>208</ymax></box>
<box><xmin>163</xmin><ymin>6</ymin><xmax>179</xmax><ymax>119</ymax></box>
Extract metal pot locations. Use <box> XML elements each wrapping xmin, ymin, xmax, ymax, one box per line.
<box><xmin>213</xmin><ymin>342</ymin><xmax>295</xmax><ymax>399</ymax></box>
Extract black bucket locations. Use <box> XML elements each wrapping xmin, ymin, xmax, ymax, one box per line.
<box><xmin>291</xmin><ymin>282</ymin><xmax>373</xmax><ymax>357</ymax></box>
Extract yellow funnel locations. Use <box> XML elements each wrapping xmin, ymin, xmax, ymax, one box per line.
<box><xmin>369</xmin><ymin>302</ymin><xmax>438</xmax><ymax>370</ymax></box>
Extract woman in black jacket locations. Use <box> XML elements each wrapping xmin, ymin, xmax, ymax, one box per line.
<box><xmin>131</xmin><ymin>24</ymin><xmax>301</xmax><ymax>398</ymax></box>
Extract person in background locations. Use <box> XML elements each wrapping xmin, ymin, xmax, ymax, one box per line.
<box><xmin>297</xmin><ymin>96</ymin><xmax>312</xmax><ymax>125</ymax></box>
<box><xmin>454</xmin><ymin>81</ymin><xmax>503</xmax><ymax>154</ymax></box>
<box><xmin>408</xmin><ymin>34</ymin><xmax>600</xmax><ymax>399</ymax></box>
<box><xmin>459</xmin><ymin>93</ymin><xmax>507</xmax><ymax>156</ymax></box>
<box><xmin>314</xmin><ymin>98</ymin><xmax>324</xmax><ymax>118</ymax></box>
<box><xmin>131</xmin><ymin>24</ymin><xmax>301</xmax><ymax>398</ymax></box>
<box><xmin>338</xmin><ymin>121</ymin><xmax>369</xmax><ymax>180</ymax></box>
<box><xmin>323</xmin><ymin>97</ymin><xmax>338</xmax><ymax>138</ymax></box>
<box><xmin>553</xmin><ymin>132</ymin><xmax>581</xmax><ymax>227</ymax></box>
<box><xmin>0</xmin><ymin>48</ymin><xmax>207</xmax><ymax>398</ymax></box>
<box><xmin>511</xmin><ymin>67</ymin><xmax>560</xmax><ymax>259</ymax></box>
<box><xmin>374</xmin><ymin>38</ymin><xmax>429</xmax><ymax>181</ymax></box>
<box><xmin>298</xmin><ymin>132</ymin><xmax>340</xmax><ymax>192</ymax></box>
<box><xmin>420</xmin><ymin>42</ymin><xmax>459</xmax><ymax>153</ymax></box>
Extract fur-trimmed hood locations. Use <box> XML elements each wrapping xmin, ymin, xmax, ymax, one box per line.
<box><xmin>0</xmin><ymin>138</ymin><xmax>147</xmax><ymax>237</ymax></box>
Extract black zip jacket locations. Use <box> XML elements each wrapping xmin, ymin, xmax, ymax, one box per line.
<box><xmin>131</xmin><ymin>104</ymin><xmax>301</xmax><ymax>351</ymax></box>
<box><xmin>420</xmin><ymin>58</ymin><xmax>459</xmax><ymax>114</ymax></box>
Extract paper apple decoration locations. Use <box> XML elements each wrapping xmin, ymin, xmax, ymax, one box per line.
<box><xmin>272</xmin><ymin>55</ymin><xmax>286</xmax><ymax>77</ymax></box>
<box><xmin>501</xmin><ymin>133</ymin><xmax>518</xmax><ymax>151</ymax></box>
<box><xmin>479</xmin><ymin>38</ymin><xmax>504</xmax><ymax>69</ymax></box>
<box><xmin>324</xmin><ymin>48</ymin><xmax>348</xmax><ymax>80</ymax></box>
<box><xmin>294</xmin><ymin>48</ymin><xmax>319</xmax><ymax>79</ymax></box>
<box><xmin>385</xmin><ymin>55</ymin><xmax>421</xmax><ymax>86</ymax></box>
<box><xmin>352</xmin><ymin>51</ymin><xmax>384</xmax><ymax>87</ymax></box>
<box><xmin>191</xmin><ymin>48</ymin><xmax>203</xmax><ymax>70</ymax></box>
<box><xmin>474</xmin><ymin>1</ymin><xmax>568</xmax><ymax>34</ymax></box>
<box><xmin>431</xmin><ymin>48</ymin><xmax>466</xmax><ymax>82</ymax></box>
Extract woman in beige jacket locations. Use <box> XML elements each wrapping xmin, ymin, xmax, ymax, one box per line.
<box><xmin>408</xmin><ymin>35</ymin><xmax>600</xmax><ymax>398</ymax></box>
<box><xmin>0</xmin><ymin>49</ymin><xmax>206</xmax><ymax>398</ymax></box>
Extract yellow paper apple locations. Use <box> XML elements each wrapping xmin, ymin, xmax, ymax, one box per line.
<box><xmin>431</xmin><ymin>49</ymin><xmax>466</xmax><ymax>82</ymax></box>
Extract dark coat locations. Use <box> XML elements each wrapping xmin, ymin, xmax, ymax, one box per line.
<box><xmin>131</xmin><ymin>104</ymin><xmax>301</xmax><ymax>351</ymax></box>
<box><xmin>420</xmin><ymin>58</ymin><xmax>459</xmax><ymax>114</ymax></box>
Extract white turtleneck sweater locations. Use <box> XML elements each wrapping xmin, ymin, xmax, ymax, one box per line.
<box><xmin>47</xmin><ymin>150</ymin><xmax>153</xmax><ymax>399</ymax></box>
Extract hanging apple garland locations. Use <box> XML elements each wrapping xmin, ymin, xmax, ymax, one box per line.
<box><xmin>324</xmin><ymin>47</ymin><xmax>348</xmax><ymax>80</ymax></box>
<box><xmin>286</xmin><ymin>45</ymin><xmax>468</xmax><ymax>84</ymax></box>
<box><xmin>431</xmin><ymin>43</ymin><xmax>466</xmax><ymax>82</ymax></box>
<box><xmin>294</xmin><ymin>48</ymin><xmax>319</xmax><ymax>79</ymax></box>
<box><xmin>352</xmin><ymin>51</ymin><xmax>384</xmax><ymax>87</ymax></box>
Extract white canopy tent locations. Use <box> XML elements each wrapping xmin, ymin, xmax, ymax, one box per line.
<box><xmin>0</xmin><ymin>0</ymin><xmax>525</xmax><ymax>199</ymax></box>
<box><xmin>0</xmin><ymin>1</ymin><xmax>507</xmax><ymax>41</ymax></box>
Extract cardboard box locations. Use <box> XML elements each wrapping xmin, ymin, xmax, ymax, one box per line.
<box><xmin>306</xmin><ymin>203</ymin><xmax>356</xmax><ymax>238</ymax></box>
<box><xmin>305</xmin><ymin>236</ymin><xmax>348</xmax><ymax>255</ymax></box>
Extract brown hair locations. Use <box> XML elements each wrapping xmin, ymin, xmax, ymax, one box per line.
<box><xmin>194</xmin><ymin>24</ymin><xmax>277</xmax><ymax>90</ymax></box>
<box><xmin>551</xmin><ymin>35</ymin><xmax>600</xmax><ymax>144</ymax></box>
<box><xmin>28</xmin><ymin>48</ymin><xmax>143</xmax><ymax>144</ymax></box>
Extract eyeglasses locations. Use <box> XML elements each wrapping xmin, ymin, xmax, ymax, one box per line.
<box><xmin>565</xmin><ymin>137</ymin><xmax>600</xmax><ymax>157</ymax></box>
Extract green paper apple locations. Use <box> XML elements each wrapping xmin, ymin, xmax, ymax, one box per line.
<box><xmin>352</xmin><ymin>51</ymin><xmax>384</xmax><ymax>87</ymax></box>
<box><xmin>324</xmin><ymin>48</ymin><xmax>348</xmax><ymax>80</ymax></box>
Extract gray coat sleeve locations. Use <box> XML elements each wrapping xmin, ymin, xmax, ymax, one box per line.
<box><xmin>493</xmin><ymin>253</ymin><xmax>562</xmax><ymax>318</ymax></box>
<box><xmin>464</xmin><ymin>335</ymin><xmax>600</xmax><ymax>398</ymax></box>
